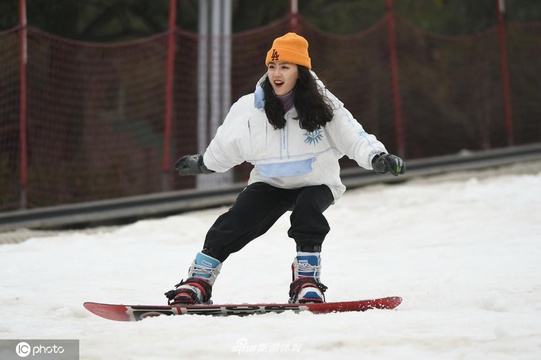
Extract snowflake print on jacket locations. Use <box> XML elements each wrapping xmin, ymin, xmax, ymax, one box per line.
<box><xmin>304</xmin><ymin>130</ymin><xmax>323</xmax><ymax>145</ymax></box>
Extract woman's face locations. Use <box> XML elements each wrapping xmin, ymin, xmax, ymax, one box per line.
<box><xmin>267</xmin><ymin>62</ymin><xmax>298</xmax><ymax>96</ymax></box>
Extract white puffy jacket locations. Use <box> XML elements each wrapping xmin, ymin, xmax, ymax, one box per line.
<box><xmin>203</xmin><ymin>72</ymin><xmax>387</xmax><ymax>201</ymax></box>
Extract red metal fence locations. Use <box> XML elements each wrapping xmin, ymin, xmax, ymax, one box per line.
<box><xmin>1</xmin><ymin>6</ymin><xmax>540</xmax><ymax>211</ymax></box>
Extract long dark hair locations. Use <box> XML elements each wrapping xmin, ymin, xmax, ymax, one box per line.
<box><xmin>262</xmin><ymin>66</ymin><xmax>334</xmax><ymax>132</ymax></box>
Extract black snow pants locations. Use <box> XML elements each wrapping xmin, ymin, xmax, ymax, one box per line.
<box><xmin>202</xmin><ymin>182</ymin><xmax>334</xmax><ymax>262</ymax></box>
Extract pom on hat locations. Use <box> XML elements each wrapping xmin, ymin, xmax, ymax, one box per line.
<box><xmin>265</xmin><ymin>32</ymin><xmax>311</xmax><ymax>69</ymax></box>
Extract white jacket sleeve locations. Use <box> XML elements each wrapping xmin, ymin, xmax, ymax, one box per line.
<box><xmin>311</xmin><ymin>72</ymin><xmax>387</xmax><ymax>169</ymax></box>
<box><xmin>327</xmin><ymin>104</ymin><xmax>388</xmax><ymax>170</ymax></box>
<box><xmin>202</xmin><ymin>96</ymin><xmax>250</xmax><ymax>173</ymax></box>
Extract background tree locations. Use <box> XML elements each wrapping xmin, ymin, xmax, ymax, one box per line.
<box><xmin>1</xmin><ymin>0</ymin><xmax>541</xmax><ymax>40</ymax></box>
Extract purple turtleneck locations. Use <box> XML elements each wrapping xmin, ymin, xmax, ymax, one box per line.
<box><xmin>277</xmin><ymin>91</ymin><xmax>295</xmax><ymax>113</ymax></box>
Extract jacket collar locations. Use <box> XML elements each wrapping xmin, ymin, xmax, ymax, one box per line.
<box><xmin>254</xmin><ymin>73</ymin><xmax>267</xmax><ymax>109</ymax></box>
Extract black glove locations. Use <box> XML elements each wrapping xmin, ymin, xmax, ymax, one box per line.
<box><xmin>174</xmin><ymin>154</ymin><xmax>214</xmax><ymax>176</ymax></box>
<box><xmin>372</xmin><ymin>153</ymin><xmax>406</xmax><ymax>176</ymax></box>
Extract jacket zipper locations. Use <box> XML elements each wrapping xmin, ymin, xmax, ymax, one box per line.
<box><xmin>281</xmin><ymin>121</ymin><xmax>288</xmax><ymax>159</ymax></box>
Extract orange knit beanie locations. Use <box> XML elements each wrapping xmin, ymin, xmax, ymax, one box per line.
<box><xmin>265</xmin><ymin>32</ymin><xmax>311</xmax><ymax>69</ymax></box>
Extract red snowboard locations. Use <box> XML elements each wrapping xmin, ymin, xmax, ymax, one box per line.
<box><xmin>84</xmin><ymin>296</ymin><xmax>402</xmax><ymax>322</ymax></box>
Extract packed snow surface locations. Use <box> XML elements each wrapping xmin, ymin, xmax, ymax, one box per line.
<box><xmin>1</xmin><ymin>163</ymin><xmax>540</xmax><ymax>360</ymax></box>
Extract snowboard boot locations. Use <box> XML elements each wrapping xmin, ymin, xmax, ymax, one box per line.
<box><xmin>288</xmin><ymin>252</ymin><xmax>327</xmax><ymax>303</ymax></box>
<box><xmin>165</xmin><ymin>251</ymin><xmax>222</xmax><ymax>305</ymax></box>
